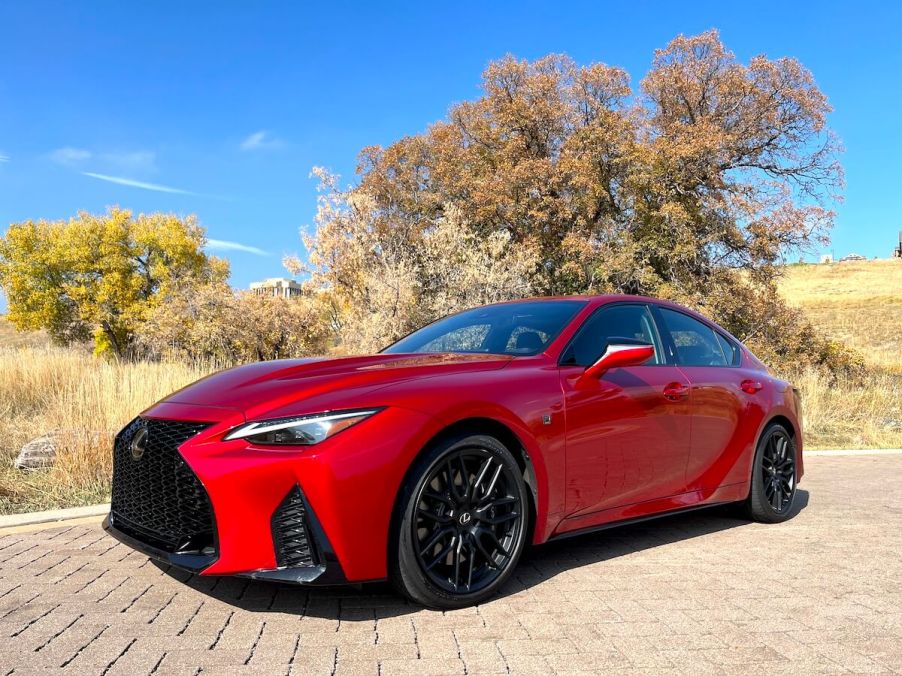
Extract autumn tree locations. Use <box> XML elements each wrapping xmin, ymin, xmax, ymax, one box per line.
<box><xmin>0</xmin><ymin>208</ymin><xmax>228</xmax><ymax>358</ymax></box>
<box><xmin>137</xmin><ymin>283</ymin><xmax>333</xmax><ymax>363</ymax></box>
<box><xmin>285</xmin><ymin>170</ymin><xmax>540</xmax><ymax>353</ymax></box>
<box><xmin>298</xmin><ymin>30</ymin><xmax>851</xmax><ymax>369</ymax></box>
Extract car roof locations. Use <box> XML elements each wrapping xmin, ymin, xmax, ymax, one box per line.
<box><xmin>487</xmin><ymin>294</ymin><xmax>681</xmax><ymax>310</ymax></box>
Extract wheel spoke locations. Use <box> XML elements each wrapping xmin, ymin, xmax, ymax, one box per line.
<box><xmin>472</xmin><ymin>531</ymin><xmax>499</xmax><ymax>569</ymax></box>
<box><xmin>418</xmin><ymin>507</ymin><xmax>451</xmax><ymax>524</ymax></box>
<box><xmin>479</xmin><ymin>511</ymin><xmax>519</xmax><ymax>526</ymax></box>
<box><xmin>483</xmin><ymin>464</ymin><xmax>503</xmax><ymax>499</ymax></box>
<box><xmin>473</xmin><ymin>458</ymin><xmax>493</xmax><ymax>496</ymax></box>
<box><xmin>425</xmin><ymin>536</ymin><xmax>457</xmax><ymax>571</ymax></box>
<box><xmin>420</xmin><ymin>526</ymin><xmax>454</xmax><ymax>556</ymax></box>
<box><xmin>477</xmin><ymin>495</ymin><xmax>517</xmax><ymax>510</ymax></box>
<box><xmin>458</xmin><ymin>455</ymin><xmax>471</xmax><ymax>501</ymax></box>
<box><xmin>481</xmin><ymin>528</ymin><xmax>511</xmax><ymax>558</ymax></box>
<box><xmin>423</xmin><ymin>490</ymin><xmax>454</xmax><ymax>507</ymax></box>
<box><xmin>445</xmin><ymin>460</ymin><xmax>462</xmax><ymax>501</ymax></box>
<box><xmin>452</xmin><ymin>537</ymin><xmax>463</xmax><ymax>590</ymax></box>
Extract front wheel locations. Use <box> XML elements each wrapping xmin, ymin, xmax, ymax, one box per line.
<box><xmin>391</xmin><ymin>433</ymin><xmax>528</xmax><ymax>609</ymax></box>
<box><xmin>744</xmin><ymin>423</ymin><xmax>798</xmax><ymax>523</ymax></box>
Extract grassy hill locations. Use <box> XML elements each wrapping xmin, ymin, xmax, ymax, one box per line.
<box><xmin>778</xmin><ymin>259</ymin><xmax>902</xmax><ymax>372</ymax></box>
<box><xmin>777</xmin><ymin>259</ymin><xmax>901</xmax><ymax>450</ymax></box>
<box><xmin>0</xmin><ymin>315</ymin><xmax>49</xmax><ymax>349</ymax></box>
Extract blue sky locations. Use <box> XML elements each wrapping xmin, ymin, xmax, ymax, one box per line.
<box><xmin>1</xmin><ymin>1</ymin><xmax>900</xmax><ymax>311</ymax></box>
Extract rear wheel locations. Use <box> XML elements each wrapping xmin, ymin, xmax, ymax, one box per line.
<box><xmin>391</xmin><ymin>433</ymin><xmax>528</xmax><ymax>609</ymax></box>
<box><xmin>745</xmin><ymin>423</ymin><xmax>797</xmax><ymax>523</ymax></box>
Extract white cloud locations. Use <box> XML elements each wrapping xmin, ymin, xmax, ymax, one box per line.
<box><xmin>51</xmin><ymin>147</ymin><xmax>156</xmax><ymax>172</ymax></box>
<box><xmin>102</xmin><ymin>150</ymin><xmax>156</xmax><ymax>172</ymax></box>
<box><xmin>206</xmin><ymin>239</ymin><xmax>269</xmax><ymax>256</ymax></box>
<box><xmin>51</xmin><ymin>147</ymin><xmax>92</xmax><ymax>165</ymax></box>
<box><xmin>82</xmin><ymin>172</ymin><xmax>197</xmax><ymax>195</ymax></box>
<box><xmin>240</xmin><ymin>130</ymin><xmax>282</xmax><ymax>151</ymax></box>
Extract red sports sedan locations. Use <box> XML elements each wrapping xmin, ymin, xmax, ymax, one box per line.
<box><xmin>104</xmin><ymin>296</ymin><xmax>802</xmax><ymax>608</ymax></box>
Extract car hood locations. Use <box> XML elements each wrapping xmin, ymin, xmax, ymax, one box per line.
<box><xmin>159</xmin><ymin>352</ymin><xmax>513</xmax><ymax>418</ymax></box>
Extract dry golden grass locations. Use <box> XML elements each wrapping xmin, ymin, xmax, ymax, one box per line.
<box><xmin>778</xmin><ymin>259</ymin><xmax>902</xmax><ymax>448</ymax></box>
<box><xmin>790</xmin><ymin>367</ymin><xmax>902</xmax><ymax>449</ymax></box>
<box><xmin>0</xmin><ymin>260</ymin><xmax>900</xmax><ymax>513</ymax></box>
<box><xmin>0</xmin><ymin>346</ymin><xmax>217</xmax><ymax>513</ymax></box>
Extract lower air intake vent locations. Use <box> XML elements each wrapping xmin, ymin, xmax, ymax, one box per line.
<box><xmin>272</xmin><ymin>485</ymin><xmax>317</xmax><ymax>568</ymax></box>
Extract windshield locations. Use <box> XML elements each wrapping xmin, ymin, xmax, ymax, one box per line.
<box><xmin>383</xmin><ymin>300</ymin><xmax>586</xmax><ymax>356</ymax></box>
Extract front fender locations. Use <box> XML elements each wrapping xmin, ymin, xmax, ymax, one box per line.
<box><xmin>406</xmin><ymin>398</ymin><xmax>565</xmax><ymax>545</ymax></box>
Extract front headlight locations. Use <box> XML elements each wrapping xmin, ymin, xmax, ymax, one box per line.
<box><xmin>224</xmin><ymin>409</ymin><xmax>381</xmax><ymax>446</ymax></box>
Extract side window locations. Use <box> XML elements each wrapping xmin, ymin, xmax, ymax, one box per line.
<box><xmin>561</xmin><ymin>305</ymin><xmax>662</xmax><ymax>367</ymax></box>
<box><xmin>715</xmin><ymin>332</ymin><xmax>741</xmax><ymax>366</ymax></box>
<box><xmin>659</xmin><ymin>309</ymin><xmax>727</xmax><ymax>367</ymax></box>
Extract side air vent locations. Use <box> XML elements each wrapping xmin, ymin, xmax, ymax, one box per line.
<box><xmin>271</xmin><ymin>485</ymin><xmax>318</xmax><ymax>568</ymax></box>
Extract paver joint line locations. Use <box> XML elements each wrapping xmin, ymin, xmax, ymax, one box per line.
<box><xmin>0</xmin><ymin>454</ymin><xmax>899</xmax><ymax>673</ymax></box>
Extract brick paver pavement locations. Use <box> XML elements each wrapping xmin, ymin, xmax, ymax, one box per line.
<box><xmin>1</xmin><ymin>454</ymin><xmax>900</xmax><ymax>675</ymax></box>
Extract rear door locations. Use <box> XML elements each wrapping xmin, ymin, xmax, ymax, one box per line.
<box><xmin>560</xmin><ymin>303</ymin><xmax>692</xmax><ymax>517</ymax></box>
<box><xmin>653</xmin><ymin>307</ymin><xmax>746</xmax><ymax>490</ymax></box>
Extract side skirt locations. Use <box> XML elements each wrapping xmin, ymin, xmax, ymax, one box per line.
<box><xmin>548</xmin><ymin>481</ymin><xmax>748</xmax><ymax>542</ymax></box>
<box><xmin>547</xmin><ymin>500</ymin><xmax>731</xmax><ymax>543</ymax></box>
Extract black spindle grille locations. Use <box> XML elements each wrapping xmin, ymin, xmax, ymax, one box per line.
<box><xmin>111</xmin><ymin>417</ymin><xmax>214</xmax><ymax>553</ymax></box>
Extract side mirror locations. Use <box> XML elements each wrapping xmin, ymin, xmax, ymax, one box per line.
<box><xmin>584</xmin><ymin>343</ymin><xmax>655</xmax><ymax>379</ymax></box>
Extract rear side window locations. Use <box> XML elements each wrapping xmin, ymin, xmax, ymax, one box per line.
<box><xmin>658</xmin><ymin>308</ymin><xmax>728</xmax><ymax>367</ymax></box>
<box><xmin>561</xmin><ymin>304</ymin><xmax>663</xmax><ymax>367</ymax></box>
<box><xmin>715</xmin><ymin>332</ymin><xmax>741</xmax><ymax>366</ymax></box>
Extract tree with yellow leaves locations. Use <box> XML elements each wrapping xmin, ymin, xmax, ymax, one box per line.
<box><xmin>0</xmin><ymin>208</ymin><xmax>228</xmax><ymax>358</ymax></box>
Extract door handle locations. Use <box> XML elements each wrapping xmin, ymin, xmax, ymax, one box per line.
<box><xmin>663</xmin><ymin>382</ymin><xmax>689</xmax><ymax>401</ymax></box>
<box><xmin>740</xmin><ymin>379</ymin><xmax>763</xmax><ymax>394</ymax></box>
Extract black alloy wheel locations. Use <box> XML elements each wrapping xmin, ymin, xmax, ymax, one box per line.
<box><xmin>392</xmin><ymin>433</ymin><xmax>528</xmax><ymax>608</ymax></box>
<box><xmin>761</xmin><ymin>428</ymin><xmax>796</xmax><ymax>513</ymax></box>
<box><xmin>745</xmin><ymin>423</ymin><xmax>798</xmax><ymax>523</ymax></box>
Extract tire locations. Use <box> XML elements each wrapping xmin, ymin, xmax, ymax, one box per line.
<box><xmin>744</xmin><ymin>423</ymin><xmax>798</xmax><ymax>523</ymax></box>
<box><xmin>391</xmin><ymin>433</ymin><xmax>529</xmax><ymax>609</ymax></box>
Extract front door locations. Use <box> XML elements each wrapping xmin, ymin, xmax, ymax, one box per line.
<box><xmin>560</xmin><ymin>304</ymin><xmax>692</xmax><ymax>517</ymax></box>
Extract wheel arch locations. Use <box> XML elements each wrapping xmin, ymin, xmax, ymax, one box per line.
<box><xmin>387</xmin><ymin>416</ymin><xmax>543</xmax><ymax>576</ymax></box>
<box><xmin>422</xmin><ymin>417</ymin><xmax>539</xmax><ymax>514</ymax></box>
<box><xmin>765</xmin><ymin>414</ymin><xmax>798</xmax><ymax>440</ymax></box>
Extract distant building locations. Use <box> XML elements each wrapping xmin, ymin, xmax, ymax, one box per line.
<box><xmin>838</xmin><ymin>253</ymin><xmax>867</xmax><ymax>263</ymax></box>
<box><xmin>894</xmin><ymin>231</ymin><xmax>902</xmax><ymax>259</ymax></box>
<box><xmin>819</xmin><ymin>254</ymin><xmax>833</xmax><ymax>264</ymax></box>
<box><xmin>249</xmin><ymin>278</ymin><xmax>303</xmax><ymax>298</ymax></box>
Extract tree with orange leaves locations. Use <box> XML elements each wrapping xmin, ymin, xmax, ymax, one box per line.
<box><xmin>294</xmin><ymin>30</ymin><xmax>851</xmax><ymax>370</ymax></box>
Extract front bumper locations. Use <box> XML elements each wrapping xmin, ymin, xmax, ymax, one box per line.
<box><xmin>103</xmin><ymin>493</ymin><xmax>348</xmax><ymax>585</ymax></box>
<box><xmin>108</xmin><ymin>402</ymin><xmax>434</xmax><ymax>584</ymax></box>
